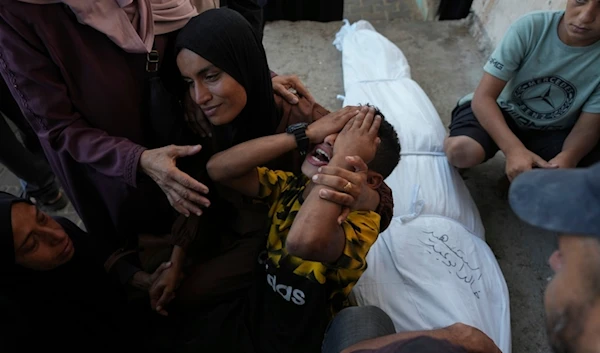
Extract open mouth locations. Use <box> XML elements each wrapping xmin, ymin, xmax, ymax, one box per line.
<box><xmin>313</xmin><ymin>148</ymin><xmax>331</xmax><ymax>163</ymax></box>
<box><xmin>306</xmin><ymin>145</ymin><xmax>332</xmax><ymax>167</ymax></box>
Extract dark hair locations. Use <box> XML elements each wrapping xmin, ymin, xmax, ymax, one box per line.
<box><xmin>365</xmin><ymin>105</ymin><xmax>401</xmax><ymax>179</ymax></box>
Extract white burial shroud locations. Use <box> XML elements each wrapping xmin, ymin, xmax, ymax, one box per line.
<box><xmin>333</xmin><ymin>20</ymin><xmax>511</xmax><ymax>353</ymax></box>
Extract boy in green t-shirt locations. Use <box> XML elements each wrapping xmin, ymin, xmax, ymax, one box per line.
<box><xmin>445</xmin><ymin>1</ymin><xmax>600</xmax><ymax>182</ymax></box>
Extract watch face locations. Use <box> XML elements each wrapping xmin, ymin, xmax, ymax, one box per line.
<box><xmin>287</xmin><ymin>122</ymin><xmax>308</xmax><ymax>133</ymax></box>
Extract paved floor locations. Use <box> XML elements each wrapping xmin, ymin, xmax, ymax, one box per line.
<box><xmin>0</xmin><ymin>10</ymin><xmax>553</xmax><ymax>353</ymax></box>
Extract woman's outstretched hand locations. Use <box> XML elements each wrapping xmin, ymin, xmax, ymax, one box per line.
<box><xmin>140</xmin><ymin>145</ymin><xmax>210</xmax><ymax>217</ymax></box>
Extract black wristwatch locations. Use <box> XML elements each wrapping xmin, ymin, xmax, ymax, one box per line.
<box><xmin>286</xmin><ymin>122</ymin><xmax>309</xmax><ymax>156</ymax></box>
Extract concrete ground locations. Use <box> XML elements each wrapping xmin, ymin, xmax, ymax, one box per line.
<box><xmin>0</xmin><ymin>10</ymin><xmax>553</xmax><ymax>353</ymax></box>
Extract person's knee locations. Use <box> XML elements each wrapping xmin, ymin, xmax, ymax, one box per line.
<box><xmin>330</xmin><ymin>306</ymin><xmax>385</xmax><ymax>330</ymax></box>
<box><xmin>354</xmin><ymin>306</ymin><xmax>391</xmax><ymax>322</ymax></box>
<box><xmin>331</xmin><ymin>306</ymin><xmax>364</xmax><ymax>325</ymax></box>
<box><xmin>335</xmin><ymin>306</ymin><xmax>395</xmax><ymax>334</ymax></box>
<box><xmin>444</xmin><ymin>136</ymin><xmax>486</xmax><ymax>168</ymax></box>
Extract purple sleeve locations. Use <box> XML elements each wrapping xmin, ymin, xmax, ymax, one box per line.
<box><xmin>0</xmin><ymin>8</ymin><xmax>145</xmax><ymax>187</ymax></box>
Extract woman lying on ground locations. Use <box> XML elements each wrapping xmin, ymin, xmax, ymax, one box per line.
<box><xmin>0</xmin><ymin>191</ymin><xmax>176</xmax><ymax>353</ymax></box>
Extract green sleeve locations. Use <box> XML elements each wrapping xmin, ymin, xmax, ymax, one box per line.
<box><xmin>483</xmin><ymin>15</ymin><xmax>533</xmax><ymax>81</ymax></box>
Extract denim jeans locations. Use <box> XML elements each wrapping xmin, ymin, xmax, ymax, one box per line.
<box><xmin>322</xmin><ymin>306</ymin><xmax>396</xmax><ymax>353</ymax></box>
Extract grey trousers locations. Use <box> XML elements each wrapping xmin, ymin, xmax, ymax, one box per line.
<box><xmin>322</xmin><ymin>306</ymin><xmax>397</xmax><ymax>353</ymax></box>
<box><xmin>0</xmin><ymin>115</ymin><xmax>59</xmax><ymax>201</ymax></box>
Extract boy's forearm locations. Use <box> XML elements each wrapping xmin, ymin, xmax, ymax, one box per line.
<box><xmin>472</xmin><ymin>95</ymin><xmax>525</xmax><ymax>154</ymax></box>
<box><xmin>207</xmin><ymin>133</ymin><xmax>297</xmax><ymax>181</ymax></box>
<box><xmin>287</xmin><ymin>184</ymin><xmax>345</xmax><ymax>263</ymax></box>
<box><xmin>287</xmin><ymin>155</ymin><xmax>352</xmax><ymax>262</ymax></box>
<box><xmin>559</xmin><ymin>112</ymin><xmax>600</xmax><ymax>164</ymax></box>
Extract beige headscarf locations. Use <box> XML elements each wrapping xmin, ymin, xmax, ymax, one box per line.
<box><xmin>18</xmin><ymin>0</ymin><xmax>199</xmax><ymax>53</ymax></box>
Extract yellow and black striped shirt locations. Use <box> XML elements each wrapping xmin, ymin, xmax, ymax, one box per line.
<box><xmin>256</xmin><ymin>167</ymin><xmax>381</xmax><ymax>316</ymax></box>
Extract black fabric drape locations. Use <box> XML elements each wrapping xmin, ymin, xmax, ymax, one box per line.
<box><xmin>220</xmin><ymin>0</ymin><xmax>265</xmax><ymax>40</ymax></box>
<box><xmin>438</xmin><ymin>0</ymin><xmax>473</xmax><ymax>20</ymax></box>
<box><xmin>263</xmin><ymin>0</ymin><xmax>344</xmax><ymax>22</ymax></box>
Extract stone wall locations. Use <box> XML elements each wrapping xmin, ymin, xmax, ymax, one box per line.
<box><xmin>471</xmin><ymin>0</ymin><xmax>567</xmax><ymax>54</ymax></box>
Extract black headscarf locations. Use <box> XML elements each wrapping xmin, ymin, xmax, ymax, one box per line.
<box><xmin>0</xmin><ymin>191</ymin><xmax>108</xmax><ymax>293</ymax></box>
<box><xmin>0</xmin><ymin>192</ymin><xmax>31</xmax><ymax>270</ymax></box>
<box><xmin>175</xmin><ymin>8</ymin><xmax>279</xmax><ymax>151</ymax></box>
<box><xmin>0</xmin><ymin>192</ymin><xmax>150</xmax><ymax>352</ymax></box>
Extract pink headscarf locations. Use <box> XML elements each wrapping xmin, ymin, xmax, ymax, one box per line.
<box><xmin>18</xmin><ymin>0</ymin><xmax>198</xmax><ymax>53</ymax></box>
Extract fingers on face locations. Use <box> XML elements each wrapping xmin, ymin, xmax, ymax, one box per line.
<box><xmin>319</xmin><ymin>166</ymin><xmax>363</xmax><ymax>185</ymax></box>
<box><xmin>344</xmin><ymin>107</ymin><xmax>366</xmax><ymax>131</ymax></box>
<box><xmin>317</xmin><ymin>166</ymin><xmax>354</xmax><ymax>180</ymax></box>
<box><xmin>346</xmin><ymin>155</ymin><xmax>369</xmax><ymax>172</ymax></box>
<box><xmin>342</xmin><ymin>116</ymin><xmax>356</xmax><ymax>133</ymax></box>
<box><xmin>361</xmin><ymin>107</ymin><xmax>375</xmax><ymax>129</ymax></box>
<box><xmin>319</xmin><ymin>189</ymin><xmax>355</xmax><ymax>207</ymax></box>
<box><xmin>339</xmin><ymin>109</ymin><xmax>356</xmax><ymax>128</ymax></box>
<box><xmin>370</xmin><ymin>114</ymin><xmax>382</xmax><ymax>136</ymax></box>
<box><xmin>344</xmin><ymin>106</ymin><xmax>380</xmax><ymax>133</ymax></box>
<box><xmin>313</xmin><ymin>175</ymin><xmax>359</xmax><ymax>198</ymax></box>
<box><xmin>337</xmin><ymin>106</ymin><xmax>359</xmax><ymax>126</ymax></box>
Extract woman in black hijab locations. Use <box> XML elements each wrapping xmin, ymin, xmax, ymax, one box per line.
<box><xmin>147</xmin><ymin>2</ymin><xmax>393</xmax><ymax>312</ymax></box>
<box><xmin>152</xmin><ymin>8</ymin><xmax>329</xmax><ymax>312</ymax></box>
<box><xmin>0</xmin><ymin>192</ymin><xmax>160</xmax><ymax>353</ymax></box>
